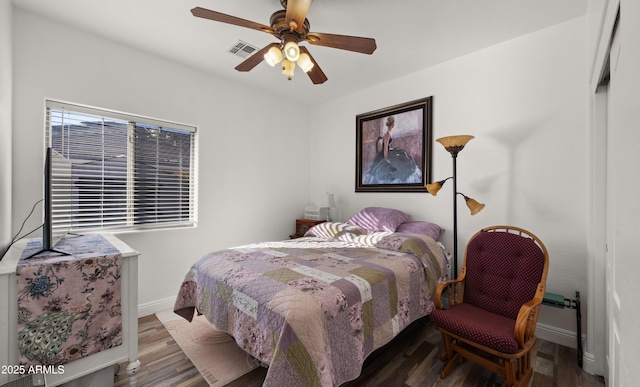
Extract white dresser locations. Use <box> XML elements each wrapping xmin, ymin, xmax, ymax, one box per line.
<box><xmin>0</xmin><ymin>233</ymin><xmax>140</xmax><ymax>386</ymax></box>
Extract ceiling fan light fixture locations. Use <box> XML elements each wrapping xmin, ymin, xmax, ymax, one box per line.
<box><xmin>281</xmin><ymin>58</ymin><xmax>295</xmax><ymax>80</ymax></box>
<box><xmin>284</xmin><ymin>40</ymin><xmax>300</xmax><ymax>62</ymax></box>
<box><xmin>191</xmin><ymin>2</ymin><xmax>376</xmax><ymax>85</ymax></box>
<box><xmin>297</xmin><ymin>52</ymin><xmax>314</xmax><ymax>72</ymax></box>
<box><xmin>264</xmin><ymin>46</ymin><xmax>283</xmax><ymax>67</ymax></box>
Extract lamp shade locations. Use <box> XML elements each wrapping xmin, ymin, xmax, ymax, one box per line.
<box><xmin>436</xmin><ymin>135</ymin><xmax>475</xmax><ymax>154</ymax></box>
<box><xmin>281</xmin><ymin>59</ymin><xmax>295</xmax><ymax>80</ymax></box>
<box><xmin>425</xmin><ymin>182</ymin><xmax>442</xmax><ymax>196</ymax></box>
<box><xmin>297</xmin><ymin>53</ymin><xmax>314</xmax><ymax>72</ymax></box>
<box><xmin>264</xmin><ymin>46</ymin><xmax>282</xmax><ymax>67</ymax></box>
<box><xmin>284</xmin><ymin>41</ymin><xmax>300</xmax><ymax>62</ymax></box>
<box><xmin>426</xmin><ymin>177</ymin><xmax>452</xmax><ymax>196</ymax></box>
<box><xmin>327</xmin><ymin>193</ymin><xmax>336</xmax><ymax>208</ymax></box>
<box><xmin>464</xmin><ymin>196</ymin><xmax>485</xmax><ymax>215</ymax></box>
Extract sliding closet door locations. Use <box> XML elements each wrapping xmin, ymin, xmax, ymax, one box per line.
<box><xmin>605</xmin><ymin>13</ymin><xmax>620</xmax><ymax>387</ymax></box>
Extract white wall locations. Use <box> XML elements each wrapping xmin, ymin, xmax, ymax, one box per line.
<box><xmin>10</xmin><ymin>9</ymin><xmax>311</xmax><ymax>314</ymax></box>
<box><xmin>309</xmin><ymin>18</ymin><xmax>588</xmax><ymax>335</ymax></box>
<box><xmin>0</xmin><ymin>1</ymin><xmax>12</xmax><ymax>253</ymax></box>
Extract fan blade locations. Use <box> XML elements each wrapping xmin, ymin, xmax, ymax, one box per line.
<box><xmin>235</xmin><ymin>42</ymin><xmax>279</xmax><ymax>72</ymax></box>
<box><xmin>191</xmin><ymin>7</ymin><xmax>275</xmax><ymax>35</ymax></box>
<box><xmin>306</xmin><ymin>32</ymin><xmax>376</xmax><ymax>54</ymax></box>
<box><xmin>299</xmin><ymin>46</ymin><xmax>327</xmax><ymax>84</ymax></box>
<box><xmin>285</xmin><ymin>0</ymin><xmax>312</xmax><ymax>33</ymax></box>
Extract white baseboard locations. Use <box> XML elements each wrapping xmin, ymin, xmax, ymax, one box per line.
<box><xmin>137</xmin><ymin>296</ymin><xmax>176</xmax><ymax>317</ymax></box>
<box><xmin>536</xmin><ymin>322</ymin><xmax>606</xmax><ymax>376</ymax></box>
<box><xmin>581</xmin><ymin>351</ymin><xmax>599</xmax><ymax>375</ymax></box>
<box><xmin>536</xmin><ymin>322</ymin><xmax>578</xmax><ymax>349</ymax></box>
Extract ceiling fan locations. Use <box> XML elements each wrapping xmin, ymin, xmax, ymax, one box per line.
<box><xmin>191</xmin><ymin>0</ymin><xmax>377</xmax><ymax>84</ymax></box>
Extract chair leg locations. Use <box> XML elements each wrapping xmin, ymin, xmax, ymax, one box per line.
<box><xmin>439</xmin><ymin>332</ymin><xmax>453</xmax><ymax>362</ymax></box>
<box><xmin>516</xmin><ymin>353</ymin><xmax>534</xmax><ymax>387</ymax></box>
<box><xmin>503</xmin><ymin>359</ymin><xmax>518</xmax><ymax>387</ymax></box>
<box><xmin>441</xmin><ymin>353</ymin><xmax>463</xmax><ymax>379</ymax></box>
<box><xmin>439</xmin><ymin>348</ymin><xmax>449</xmax><ymax>362</ymax></box>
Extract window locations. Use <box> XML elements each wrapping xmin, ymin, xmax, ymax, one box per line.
<box><xmin>45</xmin><ymin>100</ymin><xmax>198</xmax><ymax>233</ymax></box>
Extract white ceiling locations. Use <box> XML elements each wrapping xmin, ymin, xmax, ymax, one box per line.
<box><xmin>12</xmin><ymin>0</ymin><xmax>587</xmax><ymax>106</ymax></box>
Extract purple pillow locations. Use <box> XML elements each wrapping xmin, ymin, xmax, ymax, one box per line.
<box><xmin>346</xmin><ymin>207</ymin><xmax>411</xmax><ymax>232</ymax></box>
<box><xmin>396</xmin><ymin>221</ymin><xmax>443</xmax><ymax>240</ymax></box>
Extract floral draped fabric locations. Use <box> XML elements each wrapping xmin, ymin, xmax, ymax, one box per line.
<box><xmin>16</xmin><ymin>234</ymin><xmax>123</xmax><ymax>366</ymax></box>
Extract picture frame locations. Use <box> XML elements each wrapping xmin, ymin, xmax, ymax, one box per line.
<box><xmin>355</xmin><ymin>97</ymin><xmax>433</xmax><ymax>192</ymax></box>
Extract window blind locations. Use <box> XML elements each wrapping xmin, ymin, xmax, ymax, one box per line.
<box><xmin>45</xmin><ymin>100</ymin><xmax>198</xmax><ymax>233</ymax></box>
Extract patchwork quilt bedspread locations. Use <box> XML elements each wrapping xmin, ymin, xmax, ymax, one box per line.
<box><xmin>174</xmin><ymin>222</ymin><xmax>448</xmax><ymax>386</ymax></box>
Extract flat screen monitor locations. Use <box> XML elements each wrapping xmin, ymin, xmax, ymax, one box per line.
<box><xmin>25</xmin><ymin>147</ymin><xmax>73</xmax><ymax>259</ymax></box>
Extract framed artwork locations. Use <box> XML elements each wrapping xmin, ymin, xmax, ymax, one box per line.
<box><xmin>355</xmin><ymin>97</ymin><xmax>433</xmax><ymax>192</ymax></box>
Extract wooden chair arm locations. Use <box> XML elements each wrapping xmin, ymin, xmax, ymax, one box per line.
<box><xmin>514</xmin><ymin>282</ymin><xmax>546</xmax><ymax>347</ymax></box>
<box><xmin>435</xmin><ymin>266</ymin><xmax>466</xmax><ymax>309</ymax></box>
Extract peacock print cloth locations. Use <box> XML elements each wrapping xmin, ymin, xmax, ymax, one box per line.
<box><xmin>16</xmin><ymin>234</ymin><xmax>123</xmax><ymax>366</ymax></box>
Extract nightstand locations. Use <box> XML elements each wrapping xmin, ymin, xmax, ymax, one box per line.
<box><xmin>290</xmin><ymin>219</ymin><xmax>326</xmax><ymax>239</ymax></box>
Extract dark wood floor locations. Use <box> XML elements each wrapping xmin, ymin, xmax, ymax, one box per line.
<box><xmin>114</xmin><ymin>314</ymin><xmax>606</xmax><ymax>387</ymax></box>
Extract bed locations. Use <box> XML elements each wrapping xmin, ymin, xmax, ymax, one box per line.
<box><xmin>174</xmin><ymin>207</ymin><xmax>448</xmax><ymax>386</ymax></box>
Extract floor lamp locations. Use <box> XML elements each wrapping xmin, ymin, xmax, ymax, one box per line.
<box><xmin>426</xmin><ymin>135</ymin><xmax>485</xmax><ymax>278</ymax></box>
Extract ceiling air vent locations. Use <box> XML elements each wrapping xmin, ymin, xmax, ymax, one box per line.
<box><xmin>227</xmin><ymin>40</ymin><xmax>259</xmax><ymax>59</ymax></box>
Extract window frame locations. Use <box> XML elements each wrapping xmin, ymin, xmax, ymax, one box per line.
<box><xmin>44</xmin><ymin>99</ymin><xmax>199</xmax><ymax>233</ymax></box>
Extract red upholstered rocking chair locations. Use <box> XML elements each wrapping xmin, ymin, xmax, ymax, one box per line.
<box><xmin>430</xmin><ymin>226</ymin><xmax>549</xmax><ymax>387</ymax></box>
